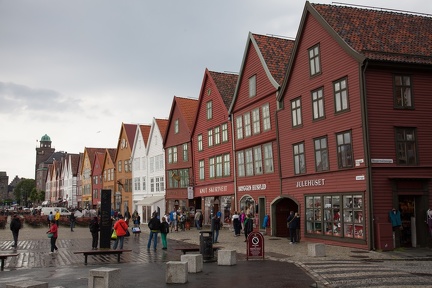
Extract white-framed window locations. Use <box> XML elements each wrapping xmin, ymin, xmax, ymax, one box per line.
<box><xmin>262</xmin><ymin>104</ymin><xmax>271</xmax><ymax>131</ymax></box>
<box><xmin>254</xmin><ymin>146</ymin><xmax>263</xmax><ymax>175</ymax></box>
<box><xmin>168</xmin><ymin>148</ymin><xmax>173</xmax><ymax>163</ymax></box>
<box><xmin>394</xmin><ymin>75</ymin><xmax>413</xmax><ymax>108</ymax></box>
<box><xmin>244</xmin><ymin>112</ymin><xmax>251</xmax><ymax>137</ymax></box>
<box><xmin>142</xmin><ymin>176</ymin><xmax>146</xmax><ymax>191</ymax></box>
<box><xmin>183</xmin><ymin>143</ymin><xmax>188</xmax><ymax>161</ymax></box>
<box><xmin>150</xmin><ymin>157</ymin><xmax>155</xmax><ymax>173</ymax></box>
<box><xmin>237</xmin><ymin>151</ymin><xmax>245</xmax><ymax>177</ymax></box>
<box><xmin>236</xmin><ymin>116</ymin><xmax>243</xmax><ymax>139</ymax></box>
<box><xmin>209</xmin><ymin>157</ymin><xmax>215</xmax><ymax>178</ymax></box>
<box><xmin>249</xmin><ymin>75</ymin><xmax>256</xmax><ymax>97</ymax></box>
<box><xmin>199</xmin><ymin>160</ymin><xmax>205</xmax><ymax>180</ymax></box>
<box><xmin>134</xmin><ymin>177</ymin><xmax>141</xmax><ymax>191</ymax></box>
<box><xmin>150</xmin><ymin>178</ymin><xmax>155</xmax><ymax>192</ymax></box>
<box><xmin>222</xmin><ymin>123</ymin><xmax>228</xmax><ymax>142</ymax></box>
<box><xmin>336</xmin><ymin>130</ymin><xmax>353</xmax><ymax>169</ymax></box>
<box><xmin>208</xmin><ymin>129</ymin><xmax>213</xmax><ymax>147</ymax></box>
<box><xmin>216</xmin><ymin>155</ymin><xmax>223</xmax><ymax>177</ymax></box>
<box><xmin>245</xmin><ymin>149</ymin><xmax>253</xmax><ymax>176</ymax></box>
<box><xmin>252</xmin><ymin>108</ymin><xmax>260</xmax><ymax>134</ymax></box>
<box><xmin>174</xmin><ymin>119</ymin><xmax>179</xmax><ymax>134</ymax></box>
<box><xmin>214</xmin><ymin>126</ymin><xmax>220</xmax><ymax>145</ymax></box>
<box><xmin>263</xmin><ymin>143</ymin><xmax>274</xmax><ymax>173</ymax></box>
<box><xmin>173</xmin><ymin>146</ymin><xmax>178</xmax><ymax>163</ymax></box>
<box><xmin>207</xmin><ymin>101</ymin><xmax>213</xmax><ymax>120</ymax></box>
<box><xmin>198</xmin><ymin>134</ymin><xmax>203</xmax><ymax>151</ymax></box>
<box><xmin>223</xmin><ymin>154</ymin><xmax>230</xmax><ymax>176</ymax></box>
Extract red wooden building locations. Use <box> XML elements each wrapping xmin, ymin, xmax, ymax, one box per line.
<box><xmin>191</xmin><ymin>69</ymin><xmax>238</xmax><ymax>225</ymax></box>
<box><xmin>228</xmin><ymin>33</ymin><xmax>295</xmax><ymax>235</ymax></box>
<box><xmin>277</xmin><ymin>2</ymin><xmax>432</xmax><ymax>250</ymax></box>
<box><xmin>164</xmin><ymin>96</ymin><xmax>199</xmax><ymax>214</ymax></box>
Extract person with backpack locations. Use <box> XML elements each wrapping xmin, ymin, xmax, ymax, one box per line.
<box><xmin>147</xmin><ymin>212</ymin><xmax>161</xmax><ymax>250</ymax></box>
<box><xmin>89</xmin><ymin>216</ymin><xmax>100</xmax><ymax>250</ymax></box>
<box><xmin>10</xmin><ymin>214</ymin><xmax>22</xmax><ymax>248</ymax></box>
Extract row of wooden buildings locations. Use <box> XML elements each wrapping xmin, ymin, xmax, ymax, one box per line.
<box><xmin>35</xmin><ymin>2</ymin><xmax>432</xmax><ymax>250</ymax></box>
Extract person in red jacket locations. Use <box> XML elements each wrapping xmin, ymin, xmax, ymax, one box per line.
<box><xmin>112</xmin><ymin>215</ymin><xmax>128</xmax><ymax>250</ymax></box>
<box><xmin>47</xmin><ymin>220</ymin><xmax>58</xmax><ymax>254</ymax></box>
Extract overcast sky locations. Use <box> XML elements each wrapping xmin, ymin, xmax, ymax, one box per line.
<box><xmin>1</xmin><ymin>0</ymin><xmax>431</xmax><ymax>180</ymax></box>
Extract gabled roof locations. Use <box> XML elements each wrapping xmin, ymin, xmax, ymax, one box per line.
<box><xmin>229</xmin><ymin>33</ymin><xmax>295</xmax><ymax>113</ymax></box>
<box><xmin>84</xmin><ymin>148</ymin><xmax>106</xmax><ymax>170</ymax></box>
<box><xmin>139</xmin><ymin>124</ymin><xmax>151</xmax><ymax>147</ymax></box>
<box><xmin>124</xmin><ymin>123</ymin><xmax>138</xmax><ymax>150</ymax></box>
<box><xmin>69</xmin><ymin>154</ymin><xmax>81</xmax><ymax>176</ymax></box>
<box><xmin>163</xmin><ymin>96</ymin><xmax>198</xmax><ymax>145</ymax></box>
<box><xmin>175</xmin><ymin>96</ymin><xmax>199</xmax><ymax>131</ymax></box>
<box><xmin>155</xmin><ymin>118</ymin><xmax>169</xmax><ymax>141</ymax></box>
<box><xmin>310</xmin><ymin>3</ymin><xmax>432</xmax><ymax>65</ymax></box>
<box><xmin>208</xmin><ymin>70</ymin><xmax>238</xmax><ymax>110</ymax></box>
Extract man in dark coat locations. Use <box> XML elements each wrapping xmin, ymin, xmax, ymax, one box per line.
<box><xmin>287</xmin><ymin>211</ymin><xmax>300</xmax><ymax>244</ymax></box>
<box><xmin>10</xmin><ymin>214</ymin><xmax>22</xmax><ymax>248</ymax></box>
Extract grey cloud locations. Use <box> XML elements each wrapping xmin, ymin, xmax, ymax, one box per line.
<box><xmin>0</xmin><ymin>82</ymin><xmax>81</xmax><ymax>115</ymax></box>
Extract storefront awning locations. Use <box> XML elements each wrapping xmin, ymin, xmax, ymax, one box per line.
<box><xmin>136</xmin><ymin>196</ymin><xmax>165</xmax><ymax>206</ymax></box>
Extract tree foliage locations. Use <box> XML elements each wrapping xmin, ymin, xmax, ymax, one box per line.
<box><xmin>13</xmin><ymin>179</ymin><xmax>35</xmax><ymax>206</ymax></box>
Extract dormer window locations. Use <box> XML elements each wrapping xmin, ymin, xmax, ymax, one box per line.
<box><xmin>249</xmin><ymin>75</ymin><xmax>256</xmax><ymax>97</ymax></box>
<box><xmin>308</xmin><ymin>44</ymin><xmax>321</xmax><ymax>76</ymax></box>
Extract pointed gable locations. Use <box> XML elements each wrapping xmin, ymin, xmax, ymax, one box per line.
<box><xmin>208</xmin><ymin>70</ymin><xmax>238</xmax><ymax>110</ymax></box>
<box><xmin>310</xmin><ymin>3</ymin><xmax>432</xmax><ymax>65</ymax></box>
<box><xmin>84</xmin><ymin>148</ymin><xmax>107</xmax><ymax>171</ymax></box>
<box><xmin>124</xmin><ymin>123</ymin><xmax>138</xmax><ymax>150</ymax></box>
<box><xmin>175</xmin><ymin>96</ymin><xmax>199</xmax><ymax>131</ymax></box>
<box><xmin>229</xmin><ymin>33</ymin><xmax>295</xmax><ymax>113</ymax></box>
<box><xmin>139</xmin><ymin>124</ymin><xmax>152</xmax><ymax>147</ymax></box>
<box><xmin>155</xmin><ymin>118</ymin><xmax>169</xmax><ymax>141</ymax></box>
<box><xmin>69</xmin><ymin>154</ymin><xmax>80</xmax><ymax>176</ymax></box>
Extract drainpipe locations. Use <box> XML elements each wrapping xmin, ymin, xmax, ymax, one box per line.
<box><xmin>229</xmin><ymin>114</ymin><xmax>238</xmax><ymax>212</ymax></box>
<box><xmin>361</xmin><ymin>60</ymin><xmax>375</xmax><ymax>251</ymax></box>
<box><xmin>275</xmin><ymin>90</ymin><xmax>283</xmax><ymax>237</ymax></box>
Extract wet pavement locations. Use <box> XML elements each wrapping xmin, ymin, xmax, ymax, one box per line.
<box><xmin>1</xmin><ymin>222</ymin><xmax>432</xmax><ymax>287</ymax></box>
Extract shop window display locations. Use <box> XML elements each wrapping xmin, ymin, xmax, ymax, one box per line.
<box><xmin>305</xmin><ymin>194</ymin><xmax>364</xmax><ymax>240</ymax></box>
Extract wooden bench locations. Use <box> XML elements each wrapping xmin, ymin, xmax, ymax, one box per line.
<box><xmin>0</xmin><ymin>253</ymin><xmax>18</xmax><ymax>271</ymax></box>
<box><xmin>174</xmin><ymin>246</ymin><xmax>221</xmax><ymax>255</ymax></box>
<box><xmin>73</xmin><ymin>249</ymin><xmax>132</xmax><ymax>265</ymax></box>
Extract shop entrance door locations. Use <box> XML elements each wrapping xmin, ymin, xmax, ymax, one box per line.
<box><xmin>274</xmin><ymin>198</ymin><xmax>298</xmax><ymax>237</ymax></box>
<box><xmin>398</xmin><ymin>196</ymin><xmax>415</xmax><ymax>247</ymax></box>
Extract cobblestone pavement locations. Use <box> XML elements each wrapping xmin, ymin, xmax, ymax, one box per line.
<box><xmin>1</xmin><ymin>221</ymin><xmax>432</xmax><ymax>287</ymax></box>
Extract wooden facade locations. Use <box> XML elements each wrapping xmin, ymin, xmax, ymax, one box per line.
<box><xmin>191</xmin><ymin>69</ymin><xmax>237</xmax><ymax>224</ymax></box>
<box><xmin>277</xmin><ymin>2</ymin><xmax>432</xmax><ymax>249</ymax></box>
<box><xmin>229</xmin><ymin>33</ymin><xmax>294</xmax><ymax>236</ymax></box>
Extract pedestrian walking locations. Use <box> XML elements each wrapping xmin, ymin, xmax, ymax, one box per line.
<box><xmin>112</xmin><ymin>215</ymin><xmax>128</xmax><ymax>250</ymax></box>
<box><xmin>212</xmin><ymin>215</ymin><xmax>221</xmax><ymax>243</ymax></box>
<box><xmin>287</xmin><ymin>211</ymin><xmax>299</xmax><ymax>244</ymax></box>
<box><xmin>240</xmin><ymin>210</ymin><xmax>246</xmax><ymax>232</ymax></box>
<box><xmin>54</xmin><ymin>210</ymin><xmax>60</xmax><ymax>226</ymax></box>
<box><xmin>169</xmin><ymin>209</ymin><xmax>177</xmax><ymax>232</ymax></box>
<box><xmin>194</xmin><ymin>210</ymin><xmax>202</xmax><ymax>230</ymax></box>
<box><xmin>48</xmin><ymin>211</ymin><xmax>54</xmax><ymax>227</ymax></box>
<box><xmin>10</xmin><ymin>214</ymin><xmax>22</xmax><ymax>248</ymax></box>
<box><xmin>47</xmin><ymin>220</ymin><xmax>58</xmax><ymax>254</ymax></box>
<box><xmin>244</xmin><ymin>214</ymin><xmax>254</xmax><ymax>242</ymax></box>
<box><xmin>160</xmin><ymin>216</ymin><xmax>170</xmax><ymax>250</ymax></box>
<box><xmin>147</xmin><ymin>212</ymin><xmax>161</xmax><ymax>250</ymax></box>
<box><xmin>89</xmin><ymin>216</ymin><xmax>100</xmax><ymax>250</ymax></box>
<box><xmin>69</xmin><ymin>211</ymin><xmax>76</xmax><ymax>232</ymax></box>
<box><xmin>232</xmin><ymin>211</ymin><xmax>241</xmax><ymax>236</ymax></box>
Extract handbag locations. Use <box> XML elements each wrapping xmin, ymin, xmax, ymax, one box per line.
<box><xmin>111</xmin><ymin>229</ymin><xmax>117</xmax><ymax>240</ymax></box>
<box><xmin>47</xmin><ymin>233</ymin><xmax>54</xmax><ymax>238</ymax></box>
<box><xmin>125</xmin><ymin>229</ymin><xmax>130</xmax><ymax>237</ymax></box>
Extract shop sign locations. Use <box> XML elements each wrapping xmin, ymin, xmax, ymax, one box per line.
<box><xmin>371</xmin><ymin>159</ymin><xmax>393</xmax><ymax>164</ymax></box>
<box><xmin>187</xmin><ymin>186</ymin><xmax>194</xmax><ymax>199</ymax></box>
<box><xmin>296</xmin><ymin>178</ymin><xmax>325</xmax><ymax>188</ymax></box>
<box><xmin>247</xmin><ymin>232</ymin><xmax>264</xmax><ymax>260</ymax></box>
<box><xmin>199</xmin><ymin>185</ymin><xmax>228</xmax><ymax>194</ymax></box>
<box><xmin>238</xmin><ymin>184</ymin><xmax>267</xmax><ymax>192</ymax></box>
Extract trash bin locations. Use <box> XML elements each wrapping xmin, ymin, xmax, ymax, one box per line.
<box><xmin>199</xmin><ymin>230</ymin><xmax>213</xmax><ymax>261</ymax></box>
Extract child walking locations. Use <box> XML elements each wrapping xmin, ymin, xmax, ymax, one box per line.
<box><xmin>160</xmin><ymin>217</ymin><xmax>170</xmax><ymax>250</ymax></box>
